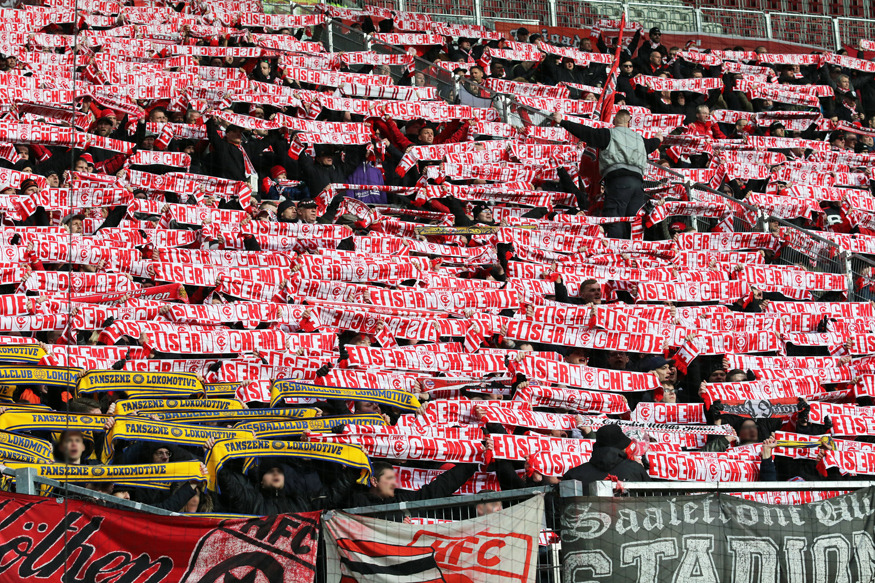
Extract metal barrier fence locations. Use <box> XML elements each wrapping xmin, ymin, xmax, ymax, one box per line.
<box><xmin>344</xmin><ymin>0</ymin><xmax>875</xmax><ymax>49</ymax></box>
<box><xmin>9</xmin><ymin>459</ymin><xmax>875</xmax><ymax>583</ymax></box>
<box><xmin>562</xmin><ymin>479</ymin><xmax>875</xmax><ymax>496</ymax></box>
<box><xmin>699</xmin><ymin>6</ymin><xmax>770</xmax><ymax>37</ymax></box>
<box><xmin>1</xmin><ymin>466</ymin><xmax>181</xmax><ymax>515</ymax></box>
<box><xmin>837</xmin><ymin>16</ymin><xmax>875</xmax><ymax>49</ymax></box>
<box><xmin>768</xmin><ymin>11</ymin><xmax>837</xmax><ymax>49</ymax></box>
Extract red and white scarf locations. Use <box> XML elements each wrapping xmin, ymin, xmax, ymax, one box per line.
<box><xmin>638</xmin><ymin>75</ymin><xmax>722</xmax><ymax>94</ymax></box>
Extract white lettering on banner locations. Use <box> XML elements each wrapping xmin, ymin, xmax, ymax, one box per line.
<box><xmin>520</xmin><ymin>356</ymin><xmax>660</xmax><ymax>392</ymax></box>
<box><xmin>505</xmin><ymin>322</ymin><xmax>665</xmax><ymax>353</ymax></box>
<box><xmin>416</xmin><ymin>400</ymin><xmax>530</xmax><ymax>426</ymax></box>
<box><xmin>345</xmin><ymin>346</ymin><xmax>507</xmax><ymax>373</ymax></box>
<box><xmin>564</xmin><ymin>489</ymin><xmax>875</xmax><ymax>582</ymax></box>
<box><xmin>631</xmin><ymin>403</ymin><xmax>706</xmax><ymax>424</ymax></box>
<box><xmin>325</xmin><ymin>496</ymin><xmax>541</xmax><ymax>583</ymax></box>
<box><xmin>527</xmin><ymin>385</ymin><xmax>630</xmax><ymax>415</ymax></box>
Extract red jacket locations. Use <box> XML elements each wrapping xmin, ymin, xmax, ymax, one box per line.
<box><xmin>686</xmin><ymin>120</ymin><xmax>726</xmax><ymax>140</ymax></box>
<box><xmin>372</xmin><ymin>117</ymin><xmax>469</xmax><ymax>151</ymax></box>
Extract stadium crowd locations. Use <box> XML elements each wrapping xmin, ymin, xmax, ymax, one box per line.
<box><xmin>0</xmin><ymin>0</ymin><xmax>874</xmax><ymax>516</ymax></box>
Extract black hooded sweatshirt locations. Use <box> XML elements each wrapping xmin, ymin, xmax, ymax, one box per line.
<box><xmin>561</xmin><ymin>446</ymin><xmax>651</xmax><ymax>486</ymax></box>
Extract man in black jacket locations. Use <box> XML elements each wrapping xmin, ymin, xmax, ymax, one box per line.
<box><xmin>216</xmin><ymin>457</ymin><xmax>357</xmax><ymax>515</ymax></box>
<box><xmin>562</xmin><ymin>424</ymin><xmax>650</xmax><ymax>489</ymax></box>
<box><xmin>298</xmin><ymin>144</ymin><xmax>365</xmax><ymax>197</ymax></box>
<box><xmin>637</xmin><ymin>27</ymin><xmax>668</xmax><ymax>64</ymax></box>
<box><xmin>206</xmin><ymin>118</ymin><xmax>275</xmax><ymax>183</ymax></box>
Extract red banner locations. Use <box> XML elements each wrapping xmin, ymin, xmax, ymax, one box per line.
<box><xmin>0</xmin><ymin>490</ymin><xmax>319</xmax><ymax>583</ymax></box>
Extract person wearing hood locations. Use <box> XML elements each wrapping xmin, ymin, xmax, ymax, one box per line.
<box><xmin>298</xmin><ymin>144</ymin><xmax>365</xmax><ymax>197</ymax></box>
<box><xmin>214</xmin><ymin>454</ymin><xmax>358</xmax><ymax>515</ymax></box>
<box><xmin>561</xmin><ymin>424</ymin><xmax>651</xmax><ymax>487</ymax></box>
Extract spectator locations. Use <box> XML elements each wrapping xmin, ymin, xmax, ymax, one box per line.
<box><xmin>562</xmin><ymin>425</ymin><xmax>650</xmax><ymax>487</ymax></box>
<box><xmin>553</xmin><ymin>109</ymin><xmax>664</xmax><ymax>238</ymax></box>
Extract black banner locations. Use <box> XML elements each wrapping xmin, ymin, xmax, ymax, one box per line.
<box><xmin>561</xmin><ymin>488</ymin><xmax>875</xmax><ymax>582</ymax></box>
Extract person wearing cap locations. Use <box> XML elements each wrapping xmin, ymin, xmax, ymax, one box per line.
<box><xmin>830</xmin><ymin>131</ymin><xmax>847</xmax><ymax>151</ymax></box>
<box><xmin>638</xmin><ymin>27</ymin><xmax>668</xmax><ymax>65</ymax></box>
<box><xmin>552</xmin><ymin>109</ymin><xmax>663</xmax><ymax>239</ymax></box>
<box><xmin>296</xmin><ymin>200</ymin><xmax>320</xmax><ymax>224</ymax></box>
<box><xmin>18</xmin><ymin>178</ymin><xmax>39</xmax><ymax>196</ymax></box>
<box><xmin>62</xmin><ymin>212</ymin><xmax>85</xmax><ymax>234</ymax></box>
<box><xmin>298</xmin><ymin>143</ymin><xmax>365</xmax><ymax>197</ymax></box>
<box><xmin>295</xmin><ymin>197</ymin><xmax>347</xmax><ymax>225</ymax></box>
<box><xmin>87</xmin><ymin>111</ymin><xmax>126</xmax><ymax>166</ymax></box>
<box><xmin>43</xmin><ymin>169</ymin><xmax>60</xmax><ymax>188</ymax></box>
<box><xmin>102</xmin><ymin>109</ymin><xmax>118</xmax><ymax>129</ymax></box>
<box><xmin>90</xmin><ymin>112</ymin><xmax>114</xmax><ymax>137</ymax></box>
<box><xmin>449</xmin><ymin>37</ymin><xmax>476</xmax><ymax>62</ymax></box>
<box><xmin>767</xmin><ymin>121</ymin><xmax>786</xmax><ymax>138</ymax></box>
<box><xmin>132</xmin><ymin>125</ymin><xmax>157</xmax><ymax>151</ymax></box>
<box><xmin>261</xmin><ymin>165</ymin><xmax>288</xmax><ymax>201</ymax></box>
<box><xmin>255</xmin><ymin>202</ymin><xmax>278</xmax><ymax>223</ymax></box>
<box><xmin>562</xmin><ymin>424</ymin><xmax>651</xmax><ymax>487</ymax></box>
<box><xmin>276</xmin><ymin>198</ymin><xmax>298</xmax><ymax>222</ymax></box>
<box><xmin>640</xmin><ymin>355</ymin><xmax>673</xmax><ymax>382</ymax></box>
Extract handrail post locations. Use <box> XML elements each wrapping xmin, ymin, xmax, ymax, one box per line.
<box><xmin>589</xmin><ymin>480</ymin><xmax>615</xmax><ymax>497</ymax></box>
<box><xmin>832</xmin><ymin>17</ymin><xmax>841</xmax><ymax>51</ymax></box>
<box><xmin>474</xmin><ymin>0</ymin><xmax>482</xmax><ymax>26</ymax></box>
<box><xmin>765</xmin><ymin>11</ymin><xmax>773</xmax><ymax>39</ymax></box>
<box><xmin>14</xmin><ymin>467</ymin><xmax>37</xmax><ymax>496</ymax></box>
<box><xmin>844</xmin><ymin>251</ymin><xmax>855</xmax><ymax>302</ymax></box>
<box><xmin>548</xmin><ymin>0</ymin><xmax>558</xmax><ymax>27</ymax></box>
<box><xmin>694</xmin><ymin>8</ymin><xmax>702</xmax><ymax>34</ymax></box>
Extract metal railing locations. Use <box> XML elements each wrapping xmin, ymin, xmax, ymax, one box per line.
<box><xmin>561</xmin><ymin>480</ymin><xmax>875</xmax><ymax>497</ymax></box>
<box><xmin>347</xmin><ymin>0</ymin><xmax>875</xmax><ymax>50</ymax></box>
<box><xmin>8</xmin><ymin>457</ymin><xmax>874</xmax><ymax>583</ymax></box>
<box><xmin>343</xmin><ymin>485</ymin><xmax>553</xmax><ymax>518</ymax></box>
<box><xmin>1</xmin><ymin>466</ymin><xmax>181</xmax><ymax>515</ymax></box>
